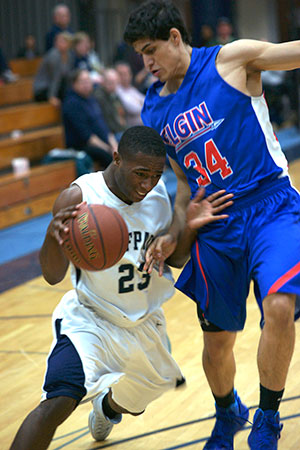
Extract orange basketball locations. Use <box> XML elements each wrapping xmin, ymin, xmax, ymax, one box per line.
<box><xmin>62</xmin><ymin>203</ymin><xmax>129</xmax><ymax>270</ymax></box>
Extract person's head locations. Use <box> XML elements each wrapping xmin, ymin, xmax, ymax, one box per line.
<box><xmin>25</xmin><ymin>35</ymin><xmax>36</xmax><ymax>49</ymax></box>
<box><xmin>124</xmin><ymin>0</ymin><xmax>191</xmax><ymax>46</ymax></box>
<box><xmin>110</xmin><ymin>126</ymin><xmax>166</xmax><ymax>204</ymax></box>
<box><xmin>70</xmin><ymin>69</ymin><xmax>93</xmax><ymax>97</ymax></box>
<box><xmin>53</xmin><ymin>4</ymin><xmax>71</xmax><ymax>29</ymax></box>
<box><xmin>102</xmin><ymin>68</ymin><xmax>120</xmax><ymax>94</ymax></box>
<box><xmin>216</xmin><ymin>17</ymin><xmax>233</xmax><ymax>40</ymax></box>
<box><xmin>73</xmin><ymin>32</ymin><xmax>91</xmax><ymax>56</ymax></box>
<box><xmin>124</xmin><ymin>1</ymin><xmax>192</xmax><ymax>84</ymax></box>
<box><xmin>115</xmin><ymin>62</ymin><xmax>132</xmax><ymax>88</ymax></box>
<box><xmin>55</xmin><ymin>32</ymin><xmax>72</xmax><ymax>53</ymax></box>
<box><xmin>200</xmin><ymin>24</ymin><xmax>214</xmax><ymax>42</ymax></box>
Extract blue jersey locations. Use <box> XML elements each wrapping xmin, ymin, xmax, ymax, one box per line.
<box><xmin>142</xmin><ymin>46</ymin><xmax>289</xmax><ymax>199</ymax></box>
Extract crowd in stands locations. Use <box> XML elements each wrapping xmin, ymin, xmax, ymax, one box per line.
<box><xmin>0</xmin><ymin>3</ymin><xmax>297</xmax><ymax>189</ymax></box>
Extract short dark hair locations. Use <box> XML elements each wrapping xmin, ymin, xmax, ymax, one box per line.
<box><xmin>124</xmin><ymin>0</ymin><xmax>191</xmax><ymax>46</ymax></box>
<box><xmin>68</xmin><ymin>68</ymin><xmax>87</xmax><ymax>84</ymax></box>
<box><xmin>118</xmin><ymin>126</ymin><xmax>166</xmax><ymax>159</ymax></box>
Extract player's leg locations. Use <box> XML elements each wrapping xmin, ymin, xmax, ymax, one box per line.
<box><xmin>176</xmin><ymin>230</ymin><xmax>250</xmax><ymax>449</ymax></box>
<box><xmin>248</xmin><ymin>292</ymin><xmax>295</xmax><ymax>449</ymax></box>
<box><xmin>10</xmin><ymin>396</ymin><xmax>77</xmax><ymax>450</ymax></box>
<box><xmin>10</xmin><ymin>318</ymin><xmax>85</xmax><ymax>450</ymax></box>
<box><xmin>200</xmin><ymin>316</ymin><xmax>249</xmax><ymax>450</ymax></box>
<box><xmin>248</xmin><ymin>184</ymin><xmax>300</xmax><ymax>449</ymax></box>
<box><xmin>89</xmin><ymin>308</ymin><xmax>184</xmax><ymax>440</ymax></box>
<box><xmin>258</xmin><ymin>292</ymin><xmax>296</xmax><ymax>391</ymax></box>
<box><xmin>202</xmin><ymin>328</ymin><xmax>237</xmax><ymax>397</ymax></box>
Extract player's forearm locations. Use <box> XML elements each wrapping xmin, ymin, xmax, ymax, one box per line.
<box><xmin>39</xmin><ymin>233</ymin><xmax>69</xmax><ymax>285</ymax></box>
<box><xmin>166</xmin><ymin>224</ymin><xmax>197</xmax><ymax>268</ymax></box>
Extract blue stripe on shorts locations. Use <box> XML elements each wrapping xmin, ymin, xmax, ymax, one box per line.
<box><xmin>43</xmin><ymin>319</ymin><xmax>87</xmax><ymax>402</ymax></box>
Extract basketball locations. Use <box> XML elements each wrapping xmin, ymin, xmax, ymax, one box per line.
<box><xmin>62</xmin><ymin>203</ymin><xmax>129</xmax><ymax>271</ymax></box>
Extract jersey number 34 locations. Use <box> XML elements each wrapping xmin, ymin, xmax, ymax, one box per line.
<box><xmin>184</xmin><ymin>139</ymin><xmax>233</xmax><ymax>186</ymax></box>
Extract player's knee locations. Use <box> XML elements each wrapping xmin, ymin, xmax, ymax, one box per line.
<box><xmin>203</xmin><ymin>333</ymin><xmax>235</xmax><ymax>362</ymax></box>
<box><xmin>264</xmin><ymin>293</ymin><xmax>296</xmax><ymax>327</ymax></box>
<box><xmin>38</xmin><ymin>396</ymin><xmax>77</xmax><ymax>425</ymax></box>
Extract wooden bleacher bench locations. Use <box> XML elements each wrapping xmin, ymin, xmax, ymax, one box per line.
<box><xmin>0</xmin><ymin>77</ymin><xmax>33</xmax><ymax>107</ymax></box>
<box><xmin>9</xmin><ymin>57</ymin><xmax>42</xmax><ymax>77</ymax></box>
<box><xmin>0</xmin><ymin>160</ymin><xmax>76</xmax><ymax>229</ymax></box>
<box><xmin>0</xmin><ymin>102</ymin><xmax>61</xmax><ymax>135</ymax></box>
<box><xmin>0</xmin><ymin>126</ymin><xmax>65</xmax><ymax>171</ymax></box>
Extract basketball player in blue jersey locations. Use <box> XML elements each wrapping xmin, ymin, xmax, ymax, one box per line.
<box><xmin>10</xmin><ymin>126</ymin><xmax>232</xmax><ymax>450</ymax></box>
<box><xmin>124</xmin><ymin>1</ymin><xmax>300</xmax><ymax>449</ymax></box>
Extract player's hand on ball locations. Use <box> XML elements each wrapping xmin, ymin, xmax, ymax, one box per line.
<box><xmin>48</xmin><ymin>202</ymin><xmax>85</xmax><ymax>246</ymax></box>
<box><xmin>186</xmin><ymin>188</ymin><xmax>233</xmax><ymax>230</ymax></box>
<box><xmin>144</xmin><ymin>233</ymin><xmax>178</xmax><ymax>276</ymax></box>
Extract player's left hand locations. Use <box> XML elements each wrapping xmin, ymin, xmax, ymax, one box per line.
<box><xmin>144</xmin><ymin>233</ymin><xmax>177</xmax><ymax>276</ymax></box>
<box><xmin>187</xmin><ymin>187</ymin><xmax>233</xmax><ymax>229</ymax></box>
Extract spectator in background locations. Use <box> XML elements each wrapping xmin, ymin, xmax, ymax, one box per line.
<box><xmin>33</xmin><ymin>32</ymin><xmax>73</xmax><ymax>107</ymax></box>
<box><xmin>115</xmin><ymin>62</ymin><xmax>145</xmax><ymax>127</ymax></box>
<box><xmin>45</xmin><ymin>3</ymin><xmax>73</xmax><ymax>51</ymax></box>
<box><xmin>94</xmin><ymin>68</ymin><xmax>127</xmax><ymax>141</ymax></box>
<box><xmin>0</xmin><ymin>46</ymin><xmax>18</xmax><ymax>83</ymax></box>
<box><xmin>262</xmin><ymin>70</ymin><xmax>288</xmax><ymax>128</ymax></box>
<box><xmin>212</xmin><ymin>17</ymin><xmax>235</xmax><ymax>46</ymax></box>
<box><xmin>89</xmin><ymin>38</ymin><xmax>105</xmax><ymax>74</ymax></box>
<box><xmin>198</xmin><ymin>24</ymin><xmax>215</xmax><ymax>47</ymax></box>
<box><xmin>72</xmin><ymin>32</ymin><xmax>103</xmax><ymax>84</ymax></box>
<box><xmin>62</xmin><ymin>69</ymin><xmax>117</xmax><ymax>170</ymax></box>
<box><xmin>113</xmin><ymin>40</ymin><xmax>144</xmax><ymax>78</ymax></box>
<box><xmin>17</xmin><ymin>34</ymin><xmax>40</xmax><ymax>59</ymax></box>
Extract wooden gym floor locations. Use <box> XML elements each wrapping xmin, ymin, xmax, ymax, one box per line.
<box><xmin>1</xmin><ymin>159</ymin><xmax>300</xmax><ymax>450</ymax></box>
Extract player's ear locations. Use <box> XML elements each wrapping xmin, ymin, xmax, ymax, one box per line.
<box><xmin>169</xmin><ymin>28</ymin><xmax>181</xmax><ymax>46</ymax></box>
<box><xmin>113</xmin><ymin>150</ymin><xmax>121</xmax><ymax>166</ymax></box>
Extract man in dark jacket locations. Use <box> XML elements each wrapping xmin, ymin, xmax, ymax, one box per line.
<box><xmin>63</xmin><ymin>69</ymin><xmax>117</xmax><ymax>170</ymax></box>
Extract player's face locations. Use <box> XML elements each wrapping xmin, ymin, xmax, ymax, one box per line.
<box><xmin>133</xmin><ymin>35</ymin><xmax>182</xmax><ymax>83</ymax></box>
<box><xmin>114</xmin><ymin>152</ymin><xmax>165</xmax><ymax>204</ymax></box>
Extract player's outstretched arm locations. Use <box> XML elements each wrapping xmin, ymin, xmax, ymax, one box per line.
<box><xmin>39</xmin><ymin>185</ymin><xmax>83</xmax><ymax>285</ymax></box>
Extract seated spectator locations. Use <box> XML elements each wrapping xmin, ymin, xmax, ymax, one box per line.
<box><xmin>45</xmin><ymin>3</ymin><xmax>73</xmax><ymax>51</ymax></box>
<box><xmin>115</xmin><ymin>62</ymin><xmax>145</xmax><ymax>126</ymax></box>
<box><xmin>94</xmin><ymin>68</ymin><xmax>127</xmax><ymax>141</ymax></box>
<box><xmin>72</xmin><ymin>32</ymin><xmax>103</xmax><ymax>84</ymax></box>
<box><xmin>198</xmin><ymin>24</ymin><xmax>215</xmax><ymax>47</ymax></box>
<box><xmin>33</xmin><ymin>32</ymin><xmax>73</xmax><ymax>107</ymax></box>
<box><xmin>89</xmin><ymin>38</ymin><xmax>105</xmax><ymax>74</ymax></box>
<box><xmin>211</xmin><ymin>17</ymin><xmax>235</xmax><ymax>46</ymax></box>
<box><xmin>62</xmin><ymin>69</ymin><xmax>117</xmax><ymax>170</ymax></box>
<box><xmin>17</xmin><ymin>34</ymin><xmax>40</xmax><ymax>59</ymax></box>
<box><xmin>0</xmin><ymin>46</ymin><xmax>18</xmax><ymax>83</ymax></box>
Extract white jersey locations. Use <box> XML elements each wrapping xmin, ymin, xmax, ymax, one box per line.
<box><xmin>70</xmin><ymin>172</ymin><xmax>175</xmax><ymax>327</ymax></box>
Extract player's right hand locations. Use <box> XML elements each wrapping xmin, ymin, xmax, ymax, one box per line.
<box><xmin>144</xmin><ymin>233</ymin><xmax>178</xmax><ymax>276</ymax></box>
<box><xmin>48</xmin><ymin>202</ymin><xmax>85</xmax><ymax>246</ymax></box>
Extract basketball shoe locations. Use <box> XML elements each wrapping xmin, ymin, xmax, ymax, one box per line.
<box><xmin>88</xmin><ymin>390</ymin><xmax>122</xmax><ymax>441</ymax></box>
<box><xmin>203</xmin><ymin>390</ymin><xmax>249</xmax><ymax>449</ymax></box>
<box><xmin>248</xmin><ymin>408</ymin><xmax>283</xmax><ymax>449</ymax></box>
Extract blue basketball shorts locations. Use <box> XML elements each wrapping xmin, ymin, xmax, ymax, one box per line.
<box><xmin>175</xmin><ymin>176</ymin><xmax>300</xmax><ymax>331</ymax></box>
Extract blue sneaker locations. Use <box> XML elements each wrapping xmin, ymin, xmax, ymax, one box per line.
<box><xmin>204</xmin><ymin>391</ymin><xmax>249</xmax><ymax>449</ymax></box>
<box><xmin>248</xmin><ymin>408</ymin><xmax>283</xmax><ymax>449</ymax></box>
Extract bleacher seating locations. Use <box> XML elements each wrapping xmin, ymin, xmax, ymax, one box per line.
<box><xmin>0</xmin><ymin>102</ymin><xmax>61</xmax><ymax>135</ymax></box>
<box><xmin>0</xmin><ymin>57</ymin><xmax>75</xmax><ymax>229</ymax></box>
<box><xmin>0</xmin><ymin>126</ymin><xmax>64</xmax><ymax>170</ymax></box>
<box><xmin>9</xmin><ymin>57</ymin><xmax>42</xmax><ymax>77</ymax></box>
<box><xmin>0</xmin><ymin>77</ymin><xmax>33</xmax><ymax>106</ymax></box>
<box><xmin>0</xmin><ymin>160</ymin><xmax>76</xmax><ymax>229</ymax></box>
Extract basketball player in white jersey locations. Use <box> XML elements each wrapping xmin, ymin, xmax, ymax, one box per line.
<box><xmin>10</xmin><ymin>126</ymin><xmax>232</xmax><ymax>450</ymax></box>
